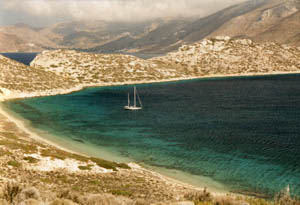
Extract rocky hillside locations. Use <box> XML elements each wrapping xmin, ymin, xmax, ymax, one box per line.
<box><xmin>30</xmin><ymin>50</ymin><xmax>189</xmax><ymax>85</ymax></box>
<box><xmin>209</xmin><ymin>0</ymin><xmax>300</xmax><ymax>46</ymax></box>
<box><xmin>0</xmin><ymin>24</ymin><xmax>58</xmax><ymax>52</ymax></box>
<box><xmin>1</xmin><ymin>0</ymin><xmax>299</xmax><ymax>53</ymax></box>
<box><xmin>154</xmin><ymin>36</ymin><xmax>300</xmax><ymax>76</ymax></box>
<box><xmin>1</xmin><ymin>36</ymin><xmax>300</xmax><ymax>100</ymax></box>
<box><xmin>0</xmin><ymin>55</ymin><xmax>76</xmax><ymax>100</ymax></box>
<box><xmin>29</xmin><ymin>37</ymin><xmax>300</xmax><ymax>88</ymax></box>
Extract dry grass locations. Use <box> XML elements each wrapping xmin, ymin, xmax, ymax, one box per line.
<box><xmin>2</xmin><ymin>181</ymin><xmax>23</xmax><ymax>203</ymax></box>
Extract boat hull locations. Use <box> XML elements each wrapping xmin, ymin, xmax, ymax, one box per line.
<box><xmin>124</xmin><ymin>106</ymin><xmax>142</xmax><ymax>110</ymax></box>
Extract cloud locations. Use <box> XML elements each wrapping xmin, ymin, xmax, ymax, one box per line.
<box><xmin>1</xmin><ymin>0</ymin><xmax>248</xmax><ymax>23</ymax></box>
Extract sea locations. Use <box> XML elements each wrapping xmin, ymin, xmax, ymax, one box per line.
<box><xmin>2</xmin><ymin>53</ymin><xmax>300</xmax><ymax>198</ymax></box>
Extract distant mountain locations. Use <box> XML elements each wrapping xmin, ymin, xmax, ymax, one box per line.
<box><xmin>208</xmin><ymin>0</ymin><xmax>300</xmax><ymax>46</ymax></box>
<box><xmin>0</xmin><ymin>24</ymin><xmax>57</xmax><ymax>52</ymax></box>
<box><xmin>0</xmin><ymin>0</ymin><xmax>299</xmax><ymax>53</ymax></box>
<box><xmin>83</xmin><ymin>0</ymin><xmax>271</xmax><ymax>53</ymax></box>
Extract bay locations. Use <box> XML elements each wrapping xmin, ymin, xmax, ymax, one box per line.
<box><xmin>4</xmin><ymin>74</ymin><xmax>300</xmax><ymax>197</ymax></box>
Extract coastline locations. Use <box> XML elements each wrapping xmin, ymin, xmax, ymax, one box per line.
<box><xmin>1</xmin><ymin>71</ymin><xmax>300</xmax><ymax>201</ymax></box>
<box><xmin>0</xmin><ymin>101</ymin><xmax>229</xmax><ymax>195</ymax></box>
<box><xmin>0</xmin><ymin>101</ymin><xmax>231</xmax><ymax>196</ymax></box>
<box><xmin>1</xmin><ymin>70</ymin><xmax>300</xmax><ymax>102</ymax></box>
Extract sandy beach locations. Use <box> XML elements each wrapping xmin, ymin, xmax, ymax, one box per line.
<box><xmin>0</xmin><ymin>95</ymin><xmax>231</xmax><ymax>192</ymax></box>
<box><xmin>0</xmin><ymin>100</ymin><xmax>209</xmax><ymax>204</ymax></box>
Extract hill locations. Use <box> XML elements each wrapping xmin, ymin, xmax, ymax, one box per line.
<box><xmin>30</xmin><ymin>37</ymin><xmax>300</xmax><ymax>87</ymax></box>
<box><xmin>0</xmin><ymin>55</ymin><xmax>76</xmax><ymax>100</ymax></box>
<box><xmin>154</xmin><ymin>36</ymin><xmax>300</xmax><ymax>76</ymax></box>
<box><xmin>1</xmin><ymin>36</ymin><xmax>299</xmax><ymax>100</ymax></box>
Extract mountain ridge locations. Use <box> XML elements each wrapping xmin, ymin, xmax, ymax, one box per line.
<box><xmin>0</xmin><ymin>0</ymin><xmax>299</xmax><ymax>53</ymax></box>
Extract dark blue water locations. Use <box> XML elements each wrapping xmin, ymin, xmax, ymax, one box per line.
<box><xmin>4</xmin><ymin>74</ymin><xmax>300</xmax><ymax>197</ymax></box>
<box><xmin>1</xmin><ymin>53</ymin><xmax>38</xmax><ymax>65</ymax></box>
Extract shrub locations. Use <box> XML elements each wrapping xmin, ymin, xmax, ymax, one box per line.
<box><xmin>90</xmin><ymin>157</ymin><xmax>118</xmax><ymax>171</ymax></box>
<box><xmin>184</xmin><ymin>188</ymin><xmax>213</xmax><ymax>203</ymax></box>
<box><xmin>17</xmin><ymin>187</ymin><xmax>40</xmax><ymax>202</ymax></box>
<box><xmin>90</xmin><ymin>157</ymin><xmax>131</xmax><ymax>171</ymax></box>
<box><xmin>118</xmin><ymin>163</ymin><xmax>131</xmax><ymax>169</ymax></box>
<box><xmin>7</xmin><ymin>160</ymin><xmax>21</xmax><ymax>168</ymax></box>
<box><xmin>2</xmin><ymin>181</ymin><xmax>22</xmax><ymax>203</ymax></box>
<box><xmin>111</xmin><ymin>189</ymin><xmax>132</xmax><ymax>197</ymax></box>
<box><xmin>214</xmin><ymin>195</ymin><xmax>238</xmax><ymax>205</ymax></box>
<box><xmin>57</xmin><ymin>189</ymin><xmax>81</xmax><ymax>204</ymax></box>
<box><xmin>274</xmin><ymin>186</ymin><xmax>300</xmax><ymax>205</ymax></box>
<box><xmin>78</xmin><ymin>165</ymin><xmax>92</xmax><ymax>171</ymax></box>
<box><xmin>40</xmin><ymin>149</ymin><xmax>67</xmax><ymax>160</ymax></box>
<box><xmin>23</xmin><ymin>156</ymin><xmax>39</xmax><ymax>163</ymax></box>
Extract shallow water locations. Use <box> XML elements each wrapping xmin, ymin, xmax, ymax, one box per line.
<box><xmin>4</xmin><ymin>74</ymin><xmax>300</xmax><ymax>197</ymax></box>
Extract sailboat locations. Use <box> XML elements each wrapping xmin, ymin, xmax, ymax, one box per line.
<box><xmin>124</xmin><ymin>86</ymin><xmax>142</xmax><ymax>110</ymax></box>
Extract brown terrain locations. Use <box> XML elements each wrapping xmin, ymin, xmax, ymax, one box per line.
<box><xmin>208</xmin><ymin>0</ymin><xmax>300</xmax><ymax>46</ymax></box>
<box><xmin>0</xmin><ymin>0</ymin><xmax>299</xmax><ymax>53</ymax></box>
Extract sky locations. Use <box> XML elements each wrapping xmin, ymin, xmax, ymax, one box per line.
<box><xmin>0</xmin><ymin>0</ymin><xmax>248</xmax><ymax>27</ymax></box>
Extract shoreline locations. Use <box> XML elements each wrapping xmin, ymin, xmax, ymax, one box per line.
<box><xmin>1</xmin><ymin>70</ymin><xmax>300</xmax><ymax>102</ymax></box>
<box><xmin>0</xmin><ymin>102</ymin><xmax>230</xmax><ymax>196</ymax></box>
<box><xmin>1</xmin><ymin>71</ymin><xmax>299</xmax><ymax>200</ymax></box>
<box><xmin>0</xmin><ymin>102</ymin><xmax>229</xmax><ymax>195</ymax></box>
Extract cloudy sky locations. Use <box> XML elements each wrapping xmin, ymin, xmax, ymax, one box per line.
<box><xmin>0</xmin><ymin>0</ymin><xmax>247</xmax><ymax>27</ymax></box>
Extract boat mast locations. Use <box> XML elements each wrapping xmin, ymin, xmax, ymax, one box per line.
<box><xmin>134</xmin><ymin>86</ymin><xmax>136</xmax><ymax>107</ymax></box>
<box><xmin>137</xmin><ymin>90</ymin><xmax>142</xmax><ymax>108</ymax></box>
<box><xmin>127</xmin><ymin>93</ymin><xmax>130</xmax><ymax>106</ymax></box>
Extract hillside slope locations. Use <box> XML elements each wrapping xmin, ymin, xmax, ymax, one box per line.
<box><xmin>1</xmin><ymin>36</ymin><xmax>300</xmax><ymax>99</ymax></box>
<box><xmin>208</xmin><ymin>0</ymin><xmax>300</xmax><ymax>46</ymax></box>
<box><xmin>30</xmin><ymin>49</ymin><xmax>189</xmax><ymax>85</ymax></box>
<box><xmin>0</xmin><ymin>24</ymin><xmax>57</xmax><ymax>52</ymax></box>
<box><xmin>0</xmin><ymin>55</ymin><xmax>76</xmax><ymax>100</ymax></box>
<box><xmin>155</xmin><ymin>37</ymin><xmax>300</xmax><ymax>76</ymax></box>
<box><xmin>30</xmin><ymin>37</ymin><xmax>300</xmax><ymax>87</ymax></box>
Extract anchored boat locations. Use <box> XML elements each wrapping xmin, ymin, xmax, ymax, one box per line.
<box><xmin>124</xmin><ymin>86</ymin><xmax>142</xmax><ymax>110</ymax></box>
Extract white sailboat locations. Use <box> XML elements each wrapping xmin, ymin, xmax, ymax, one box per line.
<box><xmin>124</xmin><ymin>86</ymin><xmax>142</xmax><ymax>110</ymax></box>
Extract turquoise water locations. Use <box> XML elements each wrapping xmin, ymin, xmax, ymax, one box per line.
<box><xmin>4</xmin><ymin>74</ymin><xmax>300</xmax><ymax>198</ymax></box>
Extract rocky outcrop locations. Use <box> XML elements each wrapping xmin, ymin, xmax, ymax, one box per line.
<box><xmin>154</xmin><ymin>36</ymin><xmax>300</xmax><ymax>76</ymax></box>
